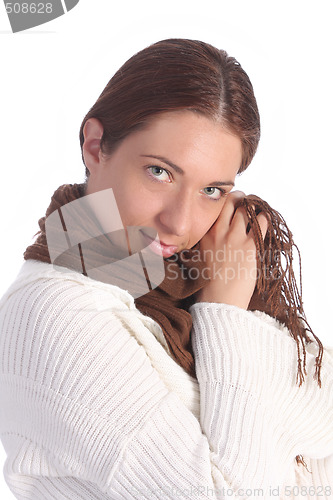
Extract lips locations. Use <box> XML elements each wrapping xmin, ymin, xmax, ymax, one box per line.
<box><xmin>140</xmin><ymin>230</ymin><xmax>179</xmax><ymax>257</ymax></box>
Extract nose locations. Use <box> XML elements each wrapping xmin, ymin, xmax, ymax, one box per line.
<box><xmin>158</xmin><ymin>191</ymin><xmax>193</xmax><ymax>238</ymax></box>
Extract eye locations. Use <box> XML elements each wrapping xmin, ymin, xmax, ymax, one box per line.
<box><xmin>202</xmin><ymin>187</ymin><xmax>226</xmax><ymax>201</ymax></box>
<box><xmin>147</xmin><ymin>166</ymin><xmax>171</xmax><ymax>183</ymax></box>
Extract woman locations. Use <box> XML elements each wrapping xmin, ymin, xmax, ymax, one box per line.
<box><xmin>0</xmin><ymin>38</ymin><xmax>332</xmax><ymax>499</ymax></box>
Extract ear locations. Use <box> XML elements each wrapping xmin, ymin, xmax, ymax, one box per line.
<box><xmin>82</xmin><ymin>118</ymin><xmax>104</xmax><ymax>175</ymax></box>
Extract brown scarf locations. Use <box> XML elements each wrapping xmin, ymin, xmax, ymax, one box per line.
<box><xmin>23</xmin><ymin>183</ymin><xmax>323</xmax><ymax>388</ymax></box>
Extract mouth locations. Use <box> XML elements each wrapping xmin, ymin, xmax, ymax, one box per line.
<box><xmin>140</xmin><ymin>230</ymin><xmax>179</xmax><ymax>258</ymax></box>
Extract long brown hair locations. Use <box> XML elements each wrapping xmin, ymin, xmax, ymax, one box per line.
<box><xmin>79</xmin><ymin>38</ymin><xmax>260</xmax><ymax>176</ymax></box>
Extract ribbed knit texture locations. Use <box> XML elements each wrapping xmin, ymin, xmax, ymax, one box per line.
<box><xmin>0</xmin><ymin>260</ymin><xmax>332</xmax><ymax>499</ymax></box>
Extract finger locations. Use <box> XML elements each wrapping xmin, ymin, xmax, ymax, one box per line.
<box><xmin>215</xmin><ymin>191</ymin><xmax>246</xmax><ymax>229</ymax></box>
<box><xmin>231</xmin><ymin>201</ymin><xmax>257</xmax><ymax>234</ymax></box>
<box><xmin>248</xmin><ymin>212</ymin><xmax>269</xmax><ymax>240</ymax></box>
<box><xmin>257</xmin><ymin>213</ymin><xmax>269</xmax><ymax>239</ymax></box>
<box><xmin>230</xmin><ymin>206</ymin><xmax>250</xmax><ymax>234</ymax></box>
<box><xmin>245</xmin><ymin>203</ymin><xmax>257</xmax><ymax>234</ymax></box>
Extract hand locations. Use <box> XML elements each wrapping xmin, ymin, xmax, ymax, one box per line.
<box><xmin>195</xmin><ymin>191</ymin><xmax>268</xmax><ymax>309</ymax></box>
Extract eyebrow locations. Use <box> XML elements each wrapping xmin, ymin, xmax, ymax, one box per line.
<box><xmin>140</xmin><ymin>154</ymin><xmax>235</xmax><ymax>187</ymax></box>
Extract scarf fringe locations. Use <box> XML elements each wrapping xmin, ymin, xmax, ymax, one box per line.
<box><xmin>241</xmin><ymin>196</ymin><xmax>322</xmax><ymax>388</ymax></box>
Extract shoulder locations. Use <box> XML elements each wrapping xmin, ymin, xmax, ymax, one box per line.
<box><xmin>0</xmin><ymin>259</ymin><xmax>168</xmax><ymax>341</ymax></box>
<box><xmin>0</xmin><ymin>260</ymin><xmax>164</xmax><ymax>379</ymax></box>
<box><xmin>0</xmin><ymin>259</ymin><xmax>135</xmax><ymax>312</ymax></box>
<box><xmin>0</xmin><ymin>260</ymin><xmax>170</xmax><ymax>403</ymax></box>
<box><xmin>0</xmin><ymin>260</ymin><xmax>134</xmax><ymax>353</ymax></box>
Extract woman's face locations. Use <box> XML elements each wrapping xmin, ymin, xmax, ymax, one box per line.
<box><xmin>85</xmin><ymin>111</ymin><xmax>242</xmax><ymax>257</ymax></box>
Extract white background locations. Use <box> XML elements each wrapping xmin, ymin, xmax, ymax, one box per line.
<box><xmin>0</xmin><ymin>0</ymin><xmax>332</xmax><ymax>497</ymax></box>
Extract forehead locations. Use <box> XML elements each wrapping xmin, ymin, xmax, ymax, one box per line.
<box><xmin>126</xmin><ymin>110</ymin><xmax>243</xmax><ymax>176</ymax></box>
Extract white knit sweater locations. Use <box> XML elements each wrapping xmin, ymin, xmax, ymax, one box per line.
<box><xmin>0</xmin><ymin>259</ymin><xmax>332</xmax><ymax>500</ymax></box>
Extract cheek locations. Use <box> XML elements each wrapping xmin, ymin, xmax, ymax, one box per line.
<box><xmin>115</xmin><ymin>188</ymin><xmax>161</xmax><ymax>226</ymax></box>
<box><xmin>197</xmin><ymin>195</ymin><xmax>230</xmax><ymax>238</ymax></box>
<box><xmin>189</xmin><ymin>211</ymin><xmax>220</xmax><ymax>246</ymax></box>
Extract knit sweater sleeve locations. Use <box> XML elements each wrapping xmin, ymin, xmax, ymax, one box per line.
<box><xmin>188</xmin><ymin>302</ymin><xmax>333</xmax><ymax>498</ymax></box>
<box><xmin>0</xmin><ymin>266</ymin><xmax>332</xmax><ymax>500</ymax></box>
